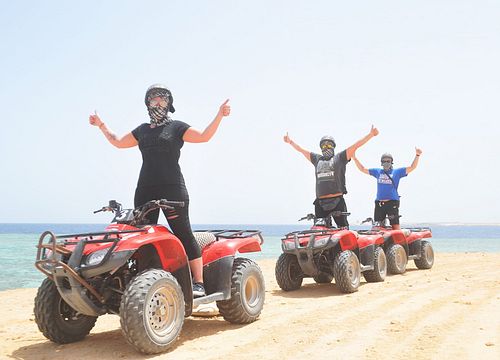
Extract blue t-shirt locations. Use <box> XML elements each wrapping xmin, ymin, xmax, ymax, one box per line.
<box><xmin>368</xmin><ymin>167</ymin><xmax>407</xmax><ymax>201</ymax></box>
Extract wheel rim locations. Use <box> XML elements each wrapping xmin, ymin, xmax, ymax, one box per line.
<box><xmin>424</xmin><ymin>244</ymin><xmax>434</xmax><ymax>264</ymax></box>
<box><xmin>58</xmin><ymin>298</ymin><xmax>84</xmax><ymax>322</ymax></box>
<box><xmin>347</xmin><ymin>254</ymin><xmax>360</xmax><ymax>286</ymax></box>
<box><xmin>244</xmin><ymin>275</ymin><xmax>262</xmax><ymax>308</ymax></box>
<box><xmin>396</xmin><ymin>246</ymin><xmax>406</xmax><ymax>271</ymax></box>
<box><xmin>145</xmin><ymin>285</ymin><xmax>181</xmax><ymax>339</ymax></box>
<box><xmin>378</xmin><ymin>250</ymin><xmax>387</xmax><ymax>277</ymax></box>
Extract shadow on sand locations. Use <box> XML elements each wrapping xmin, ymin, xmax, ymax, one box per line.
<box><xmin>271</xmin><ymin>281</ymin><xmax>369</xmax><ymax>299</ymax></box>
<box><xmin>10</xmin><ymin>316</ymin><xmax>244</xmax><ymax>360</ymax></box>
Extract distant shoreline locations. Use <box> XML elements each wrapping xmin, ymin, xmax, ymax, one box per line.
<box><xmin>2</xmin><ymin>222</ymin><xmax>500</xmax><ymax>226</ymax></box>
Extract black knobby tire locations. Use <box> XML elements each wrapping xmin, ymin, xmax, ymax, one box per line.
<box><xmin>120</xmin><ymin>269</ymin><xmax>185</xmax><ymax>355</ymax></box>
<box><xmin>34</xmin><ymin>278</ymin><xmax>97</xmax><ymax>344</ymax></box>
<box><xmin>387</xmin><ymin>244</ymin><xmax>408</xmax><ymax>274</ymax></box>
<box><xmin>217</xmin><ymin>258</ymin><xmax>265</xmax><ymax>324</ymax></box>
<box><xmin>313</xmin><ymin>272</ymin><xmax>334</xmax><ymax>284</ymax></box>
<box><xmin>275</xmin><ymin>253</ymin><xmax>304</xmax><ymax>291</ymax></box>
<box><xmin>363</xmin><ymin>246</ymin><xmax>387</xmax><ymax>283</ymax></box>
<box><xmin>333</xmin><ymin>250</ymin><xmax>361</xmax><ymax>293</ymax></box>
<box><xmin>414</xmin><ymin>240</ymin><xmax>434</xmax><ymax>269</ymax></box>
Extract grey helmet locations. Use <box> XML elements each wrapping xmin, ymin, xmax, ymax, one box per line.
<box><xmin>380</xmin><ymin>153</ymin><xmax>394</xmax><ymax>163</ymax></box>
<box><xmin>319</xmin><ymin>135</ymin><xmax>336</xmax><ymax>148</ymax></box>
<box><xmin>145</xmin><ymin>84</ymin><xmax>175</xmax><ymax>113</ymax></box>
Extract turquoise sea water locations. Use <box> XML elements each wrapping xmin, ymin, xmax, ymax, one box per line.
<box><xmin>0</xmin><ymin>223</ymin><xmax>499</xmax><ymax>291</ymax></box>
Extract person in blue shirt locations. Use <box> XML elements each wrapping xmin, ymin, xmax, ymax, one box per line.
<box><xmin>352</xmin><ymin>148</ymin><xmax>422</xmax><ymax>229</ymax></box>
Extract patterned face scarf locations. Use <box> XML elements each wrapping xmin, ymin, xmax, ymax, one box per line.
<box><xmin>146</xmin><ymin>89</ymin><xmax>172</xmax><ymax>126</ymax></box>
<box><xmin>320</xmin><ymin>141</ymin><xmax>335</xmax><ymax>160</ymax></box>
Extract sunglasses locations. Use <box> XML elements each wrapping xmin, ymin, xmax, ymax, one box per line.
<box><xmin>149</xmin><ymin>98</ymin><xmax>169</xmax><ymax>107</ymax></box>
<box><xmin>381</xmin><ymin>160</ymin><xmax>392</xmax><ymax>164</ymax></box>
<box><xmin>321</xmin><ymin>143</ymin><xmax>334</xmax><ymax>150</ymax></box>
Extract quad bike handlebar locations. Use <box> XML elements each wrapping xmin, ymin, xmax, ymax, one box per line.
<box><xmin>298</xmin><ymin>211</ymin><xmax>351</xmax><ymax>222</ymax></box>
<box><xmin>93</xmin><ymin>199</ymin><xmax>186</xmax><ymax>226</ymax></box>
<box><xmin>361</xmin><ymin>215</ymin><xmax>401</xmax><ymax>226</ymax></box>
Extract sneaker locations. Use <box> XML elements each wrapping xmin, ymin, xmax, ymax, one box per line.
<box><xmin>193</xmin><ymin>282</ymin><xmax>206</xmax><ymax>298</ymax></box>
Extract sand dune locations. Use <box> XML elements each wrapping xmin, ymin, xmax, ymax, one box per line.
<box><xmin>1</xmin><ymin>253</ymin><xmax>499</xmax><ymax>360</ymax></box>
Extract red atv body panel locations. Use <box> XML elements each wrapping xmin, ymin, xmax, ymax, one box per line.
<box><xmin>63</xmin><ymin>224</ymin><xmax>189</xmax><ymax>273</ymax></box>
<box><xmin>311</xmin><ymin>226</ymin><xmax>359</xmax><ymax>251</ymax></box>
<box><xmin>201</xmin><ymin>236</ymin><xmax>262</xmax><ymax>265</ymax></box>
<box><xmin>356</xmin><ymin>233</ymin><xmax>385</xmax><ymax>249</ymax></box>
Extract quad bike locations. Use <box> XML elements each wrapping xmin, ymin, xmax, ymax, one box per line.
<box><xmin>275</xmin><ymin>211</ymin><xmax>386</xmax><ymax>294</ymax></box>
<box><xmin>34</xmin><ymin>199</ymin><xmax>265</xmax><ymax>354</ymax></box>
<box><xmin>360</xmin><ymin>215</ymin><xmax>434</xmax><ymax>274</ymax></box>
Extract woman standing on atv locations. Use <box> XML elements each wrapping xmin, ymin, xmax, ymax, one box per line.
<box><xmin>283</xmin><ymin>126</ymin><xmax>379</xmax><ymax>228</ymax></box>
<box><xmin>89</xmin><ymin>84</ymin><xmax>231</xmax><ymax>297</ymax></box>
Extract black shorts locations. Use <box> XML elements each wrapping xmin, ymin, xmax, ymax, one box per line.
<box><xmin>314</xmin><ymin>197</ymin><xmax>349</xmax><ymax>228</ymax></box>
<box><xmin>374</xmin><ymin>200</ymin><xmax>400</xmax><ymax>225</ymax></box>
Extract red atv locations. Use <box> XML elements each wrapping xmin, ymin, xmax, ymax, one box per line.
<box><xmin>34</xmin><ymin>199</ymin><xmax>265</xmax><ymax>354</ymax></box>
<box><xmin>275</xmin><ymin>212</ymin><xmax>387</xmax><ymax>294</ymax></box>
<box><xmin>360</xmin><ymin>216</ymin><xmax>434</xmax><ymax>274</ymax></box>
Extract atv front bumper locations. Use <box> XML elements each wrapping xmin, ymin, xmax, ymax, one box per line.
<box><xmin>281</xmin><ymin>233</ymin><xmax>339</xmax><ymax>276</ymax></box>
<box><xmin>35</xmin><ymin>230</ymin><xmax>138</xmax><ymax>316</ymax></box>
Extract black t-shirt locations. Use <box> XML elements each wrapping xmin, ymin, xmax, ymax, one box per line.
<box><xmin>132</xmin><ymin>121</ymin><xmax>190</xmax><ymax>188</ymax></box>
<box><xmin>310</xmin><ymin>150</ymin><xmax>349</xmax><ymax>198</ymax></box>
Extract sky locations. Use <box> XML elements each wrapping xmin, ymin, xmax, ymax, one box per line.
<box><xmin>1</xmin><ymin>1</ymin><xmax>499</xmax><ymax>224</ymax></box>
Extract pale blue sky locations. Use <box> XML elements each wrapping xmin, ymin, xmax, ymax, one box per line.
<box><xmin>1</xmin><ymin>1</ymin><xmax>499</xmax><ymax>224</ymax></box>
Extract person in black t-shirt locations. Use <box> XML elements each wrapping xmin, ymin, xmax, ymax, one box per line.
<box><xmin>283</xmin><ymin>126</ymin><xmax>379</xmax><ymax>228</ymax></box>
<box><xmin>89</xmin><ymin>84</ymin><xmax>231</xmax><ymax>298</ymax></box>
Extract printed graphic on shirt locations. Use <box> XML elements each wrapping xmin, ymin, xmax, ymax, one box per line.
<box><xmin>317</xmin><ymin>159</ymin><xmax>335</xmax><ymax>181</ymax></box>
<box><xmin>378</xmin><ymin>173</ymin><xmax>393</xmax><ymax>185</ymax></box>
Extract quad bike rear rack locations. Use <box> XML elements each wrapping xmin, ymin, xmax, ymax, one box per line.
<box><xmin>35</xmin><ymin>229</ymin><xmax>146</xmax><ymax>302</ymax></box>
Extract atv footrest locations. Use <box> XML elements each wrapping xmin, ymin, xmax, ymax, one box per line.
<box><xmin>408</xmin><ymin>255</ymin><xmax>420</xmax><ymax>260</ymax></box>
<box><xmin>193</xmin><ymin>292</ymin><xmax>225</xmax><ymax>307</ymax></box>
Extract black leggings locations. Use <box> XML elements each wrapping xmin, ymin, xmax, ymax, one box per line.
<box><xmin>134</xmin><ymin>185</ymin><xmax>201</xmax><ymax>260</ymax></box>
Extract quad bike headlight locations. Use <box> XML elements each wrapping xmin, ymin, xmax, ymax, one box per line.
<box><xmin>314</xmin><ymin>237</ymin><xmax>329</xmax><ymax>248</ymax></box>
<box><xmin>86</xmin><ymin>248</ymin><xmax>109</xmax><ymax>266</ymax></box>
<box><xmin>282</xmin><ymin>241</ymin><xmax>296</xmax><ymax>251</ymax></box>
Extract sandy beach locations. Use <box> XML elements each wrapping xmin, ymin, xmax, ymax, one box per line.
<box><xmin>1</xmin><ymin>253</ymin><xmax>499</xmax><ymax>360</ymax></box>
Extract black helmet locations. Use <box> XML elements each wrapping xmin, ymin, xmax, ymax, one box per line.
<box><xmin>145</xmin><ymin>84</ymin><xmax>175</xmax><ymax>113</ymax></box>
<box><xmin>380</xmin><ymin>153</ymin><xmax>393</xmax><ymax>163</ymax></box>
<box><xmin>319</xmin><ymin>135</ymin><xmax>336</xmax><ymax>148</ymax></box>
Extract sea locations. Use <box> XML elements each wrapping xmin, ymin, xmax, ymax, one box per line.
<box><xmin>1</xmin><ymin>223</ymin><xmax>499</xmax><ymax>292</ymax></box>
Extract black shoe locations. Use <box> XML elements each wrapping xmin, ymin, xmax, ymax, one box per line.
<box><xmin>193</xmin><ymin>282</ymin><xmax>206</xmax><ymax>298</ymax></box>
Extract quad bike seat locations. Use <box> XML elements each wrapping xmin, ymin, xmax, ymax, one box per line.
<box><xmin>193</xmin><ymin>232</ymin><xmax>217</xmax><ymax>250</ymax></box>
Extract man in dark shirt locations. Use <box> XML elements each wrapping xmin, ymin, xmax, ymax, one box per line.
<box><xmin>284</xmin><ymin>126</ymin><xmax>379</xmax><ymax>227</ymax></box>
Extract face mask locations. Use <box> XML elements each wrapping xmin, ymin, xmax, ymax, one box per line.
<box><xmin>146</xmin><ymin>92</ymin><xmax>171</xmax><ymax>126</ymax></box>
<box><xmin>322</xmin><ymin>148</ymin><xmax>334</xmax><ymax>159</ymax></box>
<box><xmin>382</xmin><ymin>161</ymin><xmax>393</xmax><ymax>171</ymax></box>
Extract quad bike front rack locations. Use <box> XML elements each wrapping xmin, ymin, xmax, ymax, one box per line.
<box><xmin>35</xmin><ymin>229</ymin><xmax>146</xmax><ymax>302</ymax></box>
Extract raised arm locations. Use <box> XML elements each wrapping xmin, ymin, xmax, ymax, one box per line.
<box><xmin>406</xmin><ymin>147</ymin><xmax>422</xmax><ymax>174</ymax></box>
<box><xmin>283</xmin><ymin>132</ymin><xmax>312</xmax><ymax>162</ymax></box>
<box><xmin>183</xmin><ymin>99</ymin><xmax>231</xmax><ymax>143</ymax></box>
<box><xmin>89</xmin><ymin>111</ymin><xmax>138</xmax><ymax>148</ymax></box>
<box><xmin>346</xmin><ymin>125</ymin><xmax>379</xmax><ymax>160</ymax></box>
<box><xmin>351</xmin><ymin>155</ymin><xmax>370</xmax><ymax>174</ymax></box>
